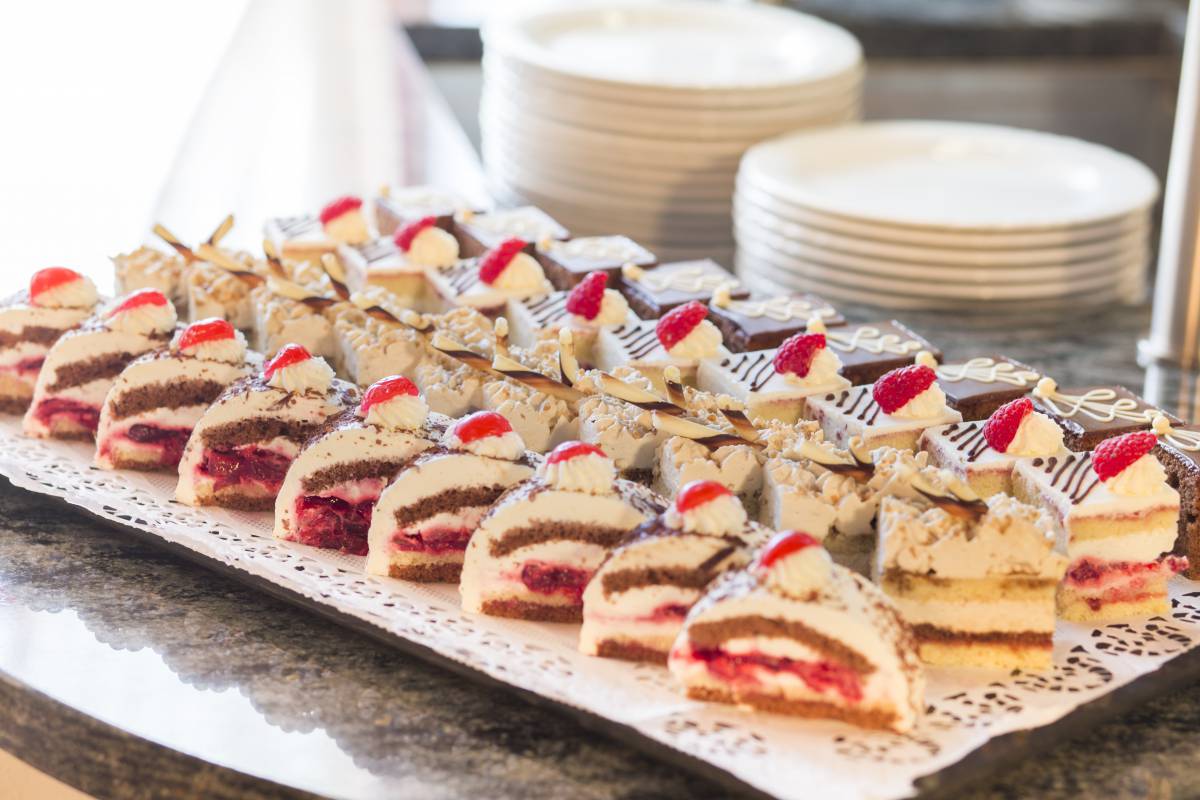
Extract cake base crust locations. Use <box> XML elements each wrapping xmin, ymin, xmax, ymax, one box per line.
<box><xmin>684</xmin><ymin>685</ymin><xmax>901</xmax><ymax>731</ymax></box>
<box><xmin>595</xmin><ymin>638</ymin><xmax>669</xmax><ymax>665</ymax></box>
<box><xmin>1057</xmin><ymin>592</ymin><xmax>1169</xmax><ymax>622</ymax></box>
<box><xmin>916</xmin><ymin>639</ymin><xmax>1052</xmax><ymax>671</ymax></box>
<box><xmin>480</xmin><ymin>598</ymin><xmax>581</xmax><ymax>623</ymax></box>
<box><xmin>388</xmin><ymin>562</ymin><xmax>462</xmax><ymax>583</ymax></box>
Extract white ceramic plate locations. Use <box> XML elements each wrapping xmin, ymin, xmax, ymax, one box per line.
<box><xmin>739</xmin><ymin>120</ymin><xmax>1160</xmax><ymax>230</ymax></box>
<box><xmin>734</xmin><ymin>179</ymin><xmax>1153</xmax><ymax>249</ymax></box>
<box><xmin>483</xmin><ymin>1</ymin><xmax>862</xmax><ymax>92</ymax></box>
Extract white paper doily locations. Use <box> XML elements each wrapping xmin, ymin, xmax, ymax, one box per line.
<box><xmin>0</xmin><ymin>416</ymin><xmax>1197</xmax><ymax>800</ymax></box>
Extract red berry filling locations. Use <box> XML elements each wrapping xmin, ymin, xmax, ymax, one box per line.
<box><xmin>319</xmin><ymin>195</ymin><xmax>362</xmax><ymax>225</ymax></box>
<box><xmin>294</xmin><ymin>494</ymin><xmax>375</xmax><ymax>555</ymax></box>
<box><xmin>519</xmin><ymin>560</ymin><xmax>591</xmax><ymax>603</ymax></box>
<box><xmin>564</xmin><ymin>271</ymin><xmax>607</xmax><ymax>321</ymax></box>
<box><xmin>12</xmin><ymin>356</ymin><xmax>45</xmax><ymax>378</ymax></box>
<box><xmin>1093</xmin><ymin>431</ymin><xmax>1159</xmax><ymax>482</ymax></box>
<box><xmin>772</xmin><ymin>333</ymin><xmax>826</xmax><ymax>378</ymax></box>
<box><xmin>390</xmin><ymin>526</ymin><xmax>473</xmax><ymax>554</ymax></box>
<box><xmin>33</xmin><ymin>398</ymin><xmax>100</xmax><ymax>433</ymax></box>
<box><xmin>872</xmin><ymin>364</ymin><xmax>937</xmax><ymax>414</ymax></box>
<box><xmin>982</xmin><ymin>397</ymin><xmax>1033</xmax><ymax>453</ymax></box>
<box><xmin>687</xmin><ymin>647</ymin><xmax>863</xmax><ymax>703</ymax></box>
<box><xmin>199</xmin><ymin>446</ymin><xmax>292</xmax><ymax>493</ymax></box>
<box><xmin>478</xmin><ymin>238</ymin><xmax>528</xmax><ymax>285</ymax></box>
<box><xmin>656</xmin><ymin>301</ymin><xmax>707</xmax><ymax>351</ymax></box>
<box><xmin>1065</xmin><ymin>555</ymin><xmax>1187</xmax><ymax>611</ymax></box>
<box><xmin>115</xmin><ymin>424</ymin><xmax>190</xmax><ymax>467</ymax></box>
<box><xmin>394</xmin><ymin>215</ymin><xmax>438</xmax><ymax>252</ymax></box>
<box><xmin>646</xmin><ymin>603</ymin><xmax>692</xmax><ymax>623</ymax></box>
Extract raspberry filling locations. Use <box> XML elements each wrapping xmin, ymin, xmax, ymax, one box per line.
<box><xmin>390</xmin><ymin>526</ymin><xmax>473</xmax><ymax>554</ymax></box>
<box><xmin>520</xmin><ymin>560</ymin><xmax>591</xmax><ymax>602</ymax></box>
<box><xmin>646</xmin><ymin>603</ymin><xmax>692</xmax><ymax>623</ymax></box>
<box><xmin>111</xmin><ymin>424</ymin><xmax>191</xmax><ymax>466</ymax></box>
<box><xmin>1065</xmin><ymin>555</ymin><xmax>1188</xmax><ymax>610</ymax></box>
<box><xmin>294</xmin><ymin>494</ymin><xmax>375</xmax><ymax>555</ymax></box>
<box><xmin>199</xmin><ymin>446</ymin><xmax>292</xmax><ymax>493</ymax></box>
<box><xmin>33</xmin><ymin>397</ymin><xmax>100</xmax><ymax>433</ymax></box>
<box><xmin>687</xmin><ymin>646</ymin><xmax>864</xmax><ymax>703</ymax></box>
<box><xmin>10</xmin><ymin>356</ymin><xmax>45</xmax><ymax>379</ymax></box>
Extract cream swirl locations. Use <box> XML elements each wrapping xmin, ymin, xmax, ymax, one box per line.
<box><xmin>664</xmin><ymin>493</ymin><xmax>746</xmax><ymax>536</ymax></box>
<box><xmin>664</xmin><ymin>319</ymin><xmax>722</xmax><ymax>359</ymax></box>
<box><xmin>781</xmin><ymin>347</ymin><xmax>842</xmax><ymax>388</ymax></box>
<box><xmin>572</xmin><ymin>289</ymin><xmax>629</xmax><ymax>327</ymax></box>
<box><xmin>1004</xmin><ymin>410</ymin><xmax>1064</xmax><ymax>456</ymax></box>
<box><xmin>108</xmin><ymin>297</ymin><xmax>177</xmax><ymax>336</ymax></box>
<box><xmin>365</xmin><ymin>393</ymin><xmax>428</xmax><ymax>430</ymax></box>
<box><xmin>1104</xmin><ymin>453</ymin><xmax>1168</xmax><ymax>497</ymax></box>
<box><xmin>405</xmin><ymin>226</ymin><xmax>459</xmax><ymax>268</ymax></box>
<box><xmin>174</xmin><ymin>329</ymin><xmax>247</xmax><ymax>363</ymax></box>
<box><xmin>32</xmin><ymin>275</ymin><xmax>99</xmax><ymax>309</ymax></box>
<box><xmin>888</xmin><ymin>384</ymin><xmax>948</xmax><ymax>420</ymax></box>
<box><xmin>764</xmin><ymin>544</ymin><xmax>832</xmax><ymax>599</ymax></box>
<box><xmin>267</xmin><ymin>355</ymin><xmax>334</xmax><ymax>393</ymax></box>
<box><xmin>490</xmin><ymin>252</ymin><xmax>546</xmax><ymax>292</ymax></box>
<box><xmin>324</xmin><ymin>209</ymin><xmax>370</xmax><ymax>245</ymax></box>
<box><xmin>539</xmin><ymin>451</ymin><xmax>616</xmax><ymax>494</ymax></box>
<box><xmin>442</xmin><ymin>427</ymin><xmax>525</xmax><ymax>460</ymax></box>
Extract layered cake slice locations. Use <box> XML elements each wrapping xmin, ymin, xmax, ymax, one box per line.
<box><xmin>1151</xmin><ymin>414</ymin><xmax>1200</xmax><ymax>579</ymax></box>
<box><xmin>427</xmin><ymin>238</ymin><xmax>553</xmax><ymax>316</ymax></box>
<box><xmin>707</xmin><ymin>286</ymin><xmax>844</xmax><ymax>352</ymax></box>
<box><xmin>593</xmin><ymin>301</ymin><xmax>729</xmax><ymax>391</ymax></box>
<box><xmin>920</xmin><ymin>397</ymin><xmax>1069</xmax><ymax>498</ymax></box>
<box><xmin>366</xmin><ymin>410</ymin><xmax>537</xmax><ymax>581</ymax></box>
<box><xmin>1032</xmin><ymin>377</ymin><xmax>1171</xmax><ymax>451</ymax></box>
<box><xmin>697</xmin><ymin>322</ymin><xmax>851</xmax><ymax>424</ymax></box>
<box><xmin>935</xmin><ymin>355</ymin><xmax>1040</xmax><ymax>421</ymax></box>
<box><xmin>669</xmin><ymin>531</ymin><xmax>924</xmax><ymax>732</ymax></box>
<box><xmin>807</xmin><ymin>361</ymin><xmax>963</xmax><ymax>451</ymax></box>
<box><xmin>580</xmin><ymin>480</ymin><xmax>766</xmax><ymax>663</ymax></box>
<box><xmin>95</xmin><ymin>318</ymin><xmax>255</xmax><ymax>470</ymax></box>
<box><xmin>24</xmin><ymin>288</ymin><xmax>176</xmax><ymax>439</ymax></box>
<box><xmin>506</xmin><ymin>270</ymin><xmax>639</xmax><ymax>364</ymax></box>
<box><xmin>460</xmin><ymin>441</ymin><xmax>664</xmax><ymax>621</ymax></box>
<box><xmin>619</xmin><ymin>260</ymin><xmax>747</xmax><ymax>319</ymax></box>
<box><xmin>176</xmin><ymin>344</ymin><xmax>358</xmax><ymax>510</ymax></box>
<box><xmin>877</xmin><ymin>481</ymin><xmax>1068</xmax><ymax>670</ymax></box>
<box><xmin>452</xmin><ymin>206</ymin><xmax>568</xmax><ymax>258</ymax></box>
<box><xmin>1012</xmin><ymin>431</ymin><xmax>1186</xmax><ymax>621</ymax></box>
<box><xmin>273</xmin><ymin>376</ymin><xmax>449</xmax><ymax>554</ymax></box>
<box><xmin>0</xmin><ymin>268</ymin><xmax>100</xmax><ymax>413</ymax></box>
<box><xmin>535</xmin><ymin>235</ymin><xmax>656</xmax><ymax>290</ymax></box>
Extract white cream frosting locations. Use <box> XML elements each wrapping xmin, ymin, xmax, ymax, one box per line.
<box><xmin>888</xmin><ymin>383</ymin><xmax>948</xmax><ymax>420</ymax></box>
<box><xmin>1104</xmin><ymin>453</ymin><xmax>1169</xmax><ymax>497</ymax></box>
<box><xmin>33</xmin><ymin>275</ymin><xmax>99</xmax><ymax>309</ymax></box>
<box><xmin>267</xmin><ymin>355</ymin><xmax>335</xmax><ymax>394</ymax></box>
<box><xmin>781</xmin><ymin>346</ymin><xmax>842</xmax><ymax>388</ymax></box>
<box><xmin>442</xmin><ymin>425</ymin><xmax>526</xmax><ymax>460</ymax></box>
<box><xmin>108</xmin><ymin>297</ymin><xmax>177</xmax><ymax>336</ymax></box>
<box><xmin>664</xmin><ymin>493</ymin><xmax>746</xmax><ymax>536</ymax></box>
<box><xmin>365</xmin><ymin>393</ymin><xmax>428</xmax><ymax>431</ymax></box>
<box><xmin>324</xmin><ymin>209</ymin><xmax>370</xmax><ymax>244</ymax></box>
<box><xmin>764</xmin><ymin>544</ymin><xmax>833</xmax><ymax>599</ymax></box>
<box><xmin>539</xmin><ymin>451</ymin><xmax>616</xmax><ymax>495</ymax></box>
<box><xmin>488</xmin><ymin>251</ymin><xmax>546</xmax><ymax>292</ymax></box>
<box><xmin>173</xmin><ymin>328</ymin><xmax>247</xmax><ymax>363</ymax></box>
<box><xmin>572</xmin><ymin>289</ymin><xmax>629</xmax><ymax>327</ymax></box>
<box><xmin>1004</xmin><ymin>410</ymin><xmax>1064</xmax><ymax>456</ymax></box>
<box><xmin>405</xmin><ymin>226</ymin><xmax>459</xmax><ymax>267</ymax></box>
<box><xmin>664</xmin><ymin>319</ymin><xmax>722</xmax><ymax>359</ymax></box>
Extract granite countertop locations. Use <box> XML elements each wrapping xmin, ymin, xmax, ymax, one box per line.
<box><xmin>3</xmin><ymin>301</ymin><xmax>1200</xmax><ymax>799</ymax></box>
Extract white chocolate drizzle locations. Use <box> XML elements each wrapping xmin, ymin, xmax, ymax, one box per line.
<box><xmin>937</xmin><ymin>357</ymin><xmax>1039</xmax><ymax>387</ymax></box>
<box><xmin>624</xmin><ymin>262</ymin><xmax>735</xmax><ymax>295</ymax></box>
<box><xmin>825</xmin><ymin>326</ymin><xmax>921</xmax><ymax>356</ymax></box>
<box><xmin>1153</xmin><ymin>413</ymin><xmax>1200</xmax><ymax>451</ymax></box>
<box><xmin>1033</xmin><ymin>378</ymin><xmax>1155</xmax><ymax>424</ymax></box>
<box><xmin>721</xmin><ymin>295</ymin><xmax>836</xmax><ymax>322</ymax></box>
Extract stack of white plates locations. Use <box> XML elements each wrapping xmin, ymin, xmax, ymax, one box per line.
<box><xmin>481</xmin><ymin>1</ymin><xmax>863</xmax><ymax>265</ymax></box>
<box><xmin>735</xmin><ymin>120</ymin><xmax>1161</xmax><ymax>312</ymax></box>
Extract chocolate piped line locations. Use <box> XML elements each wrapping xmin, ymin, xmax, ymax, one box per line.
<box><xmin>943</xmin><ymin>422</ymin><xmax>989</xmax><ymax>462</ymax></box>
<box><xmin>1033</xmin><ymin>454</ymin><xmax>1101</xmax><ymax>504</ymax></box>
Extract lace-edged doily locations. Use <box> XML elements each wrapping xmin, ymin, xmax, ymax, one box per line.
<box><xmin>1</xmin><ymin>417</ymin><xmax>1199</xmax><ymax>800</ymax></box>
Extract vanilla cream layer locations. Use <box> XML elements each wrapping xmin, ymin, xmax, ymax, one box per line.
<box><xmin>0</xmin><ymin>304</ymin><xmax>92</xmax><ymax>335</ymax></box>
<box><xmin>1067</xmin><ymin>525</ymin><xmax>1178</xmax><ymax>563</ymax></box>
<box><xmin>890</xmin><ymin>596</ymin><xmax>1055</xmax><ymax>634</ymax></box>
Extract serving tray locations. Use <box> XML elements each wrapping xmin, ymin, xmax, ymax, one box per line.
<box><xmin>4</xmin><ymin>417</ymin><xmax>1200</xmax><ymax>800</ymax></box>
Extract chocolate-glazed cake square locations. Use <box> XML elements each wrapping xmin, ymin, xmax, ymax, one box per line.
<box><xmin>935</xmin><ymin>355</ymin><xmax>1040</xmax><ymax>421</ymax></box>
<box><xmin>373</xmin><ymin>186</ymin><xmax>468</xmax><ymax>236</ymax></box>
<box><xmin>535</xmin><ymin>235</ymin><xmax>657</xmax><ymax>290</ymax></box>
<box><xmin>453</xmin><ymin>206</ymin><xmax>569</xmax><ymax>258</ymax></box>
<box><xmin>825</xmin><ymin>320</ymin><xmax>940</xmax><ymax>386</ymax></box>
<box><xmin>619</xmin><ymin>259</ymin><xmax>747</xmax><ymax>319</ymax></box>
<box><xmin>707</xmin><ymin>292</ymin><xmax>845</xmax><ymax>352</ymax></box>
<box><xmin>1032</xmin><ymin>384</ymin><xmax>1178</xmax><ymax>451</ymax></box>
<box><xmin>1153</xmin><ymin>423</ymin><xmax>1200</xmax><ymax>578</ymax></box>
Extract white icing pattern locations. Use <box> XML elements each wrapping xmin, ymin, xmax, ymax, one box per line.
<box><xmin>937</xmin><ymin>357</ymin><xmax>1039</xmax><ymax>387</ymax></box>
<box><xmin>1033</xmin><ymin>380</ymin><xmax>1155</xmax><ymax>424</ymax></box>
<box><xmin>826</xmin><ymin>326</ymin><xmax>921</xmax><ymax>356</ymax></box>
<box><xmin>725</xmin><ymin>296</ymin><xmax>835</xmax><ymax>323</ymax></box>
<box><xmin>633</xmin><ymin>265</ymin><xmax>735</xmax><ymax>295</ymax></box>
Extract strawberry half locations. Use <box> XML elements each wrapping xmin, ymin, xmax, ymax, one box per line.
<box><xmin>674</xmin><ymin>479</ymin><xmax>731</xmax><ymax>513</ymax></box>
<box><xmin>319</xmin><ymin>195</ymin><xmax>362</xmax><ymax>225</ymax></box>
<box><xmin>757</xmin><ymin>530</ymin><xmax>821</xmax><ymax>570</ymax></box>
<box><xmin>30</xmin><ymin>267</ymin><xmax>81</xmax><ymax>299</ymax></box>
<box><xmin>656</xmin><ymin>301</ymin><xmax>707</xmax><ymax>351</ymax></box>
<box><xmin>108</xmin><ymin>288</ymin><xmax>168</xmax><ymax>317</ymax></box>
<box><xmin>564</xmin><ymin>271</ymin><xmax>607</xmax><ymax>321</ymax></box>
<box><xmin>451</xmin><ymin>410</ymin><xmax>513</xmax><ymax>443</ymax></box>
<box><xmin>178</xmin><ymin>318</ymin><xmax>236</xmax><ymax>351</ymax></box>
<box><xmin>546</xmin><ymin>440</ymin><xmax>606</xmax><ymax>464</ymax></box>
<box><xmin>872</xmin><ymin>364</ymin><xmax>936</xmax><ymax>414</ymax></box>
<box><xmin>264</xmin><ymin>343</ymin><xmax>312</xmax><ymax>380</ymax></box>
<box><xmin>478</xmin><ymin>238</ymin><xmax>528</xmax><ymax>285</ymax></box>
<box><xmin>773</xmin><ymin>332</ymin><xmax>826</xmax><ymax>378</ymax></box>
<box><xmin>982</xmin><ymin>397</ymin><xmax>1034</xmax><ymax>453</ymax></box>
<box><xmin>394</xmin><ymin>215</ymin><xmax>437</xmax><ymax>253</ymax></box>
<box><xmin>360</xmin><ymin>375</ymin><xmax>419</xmax><ymax>416</ymax></box>
<box><xmin>1093</xmin><ymin>431</ymin><xmax>1158</xmax><ymax>481</ymax></box>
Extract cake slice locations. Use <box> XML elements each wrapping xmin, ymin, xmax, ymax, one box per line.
<box><xmin>823</xmin><ymin>320</ymin><xmax>940</xmax><ymax>386</ymax></box>
<box><xmin>877</xmin><ymin>479</ymin><xmax>1068</xmax><ymax>670</ymax></box>
<box><xmin>460</xmin><ymin>441</ymin><xmax>664</xmax><ymax>621</ymax></box>
<box><xmin>934</xmin><ymin>355</ymin><xmax>1039</xmax><ymax>421</ymax></box>
<box><xmin>619</xmin><ymin>260</ymin><xmax>747</xmax><ymax>319</ymax></box>
<box><xmin>176</xmin><ymin>344</ymin><xmax>358</xmax><ymax>510</ymax></box>
<box><xmin>1012</xmin><ymin>431</ymin><xmax>1186</xmax><ymax>621</ymax></box>
<box><xmin>366</xmin><ymin>410</ymin><xmax>537</xmax><ymax>581</ymax></box>
<box><xmin>535</xmin><ymin>235</ymin><xmax>656</xmax><ymax>290</ymax></box>
<box><xmin>273</xmin><ymin>376</ymin><xmax>449</xmax><ymax>554</ymax></box>
<box><xmin>427</xmin><ymin>238</ymin><xmax>553</xmax><ymax>316</ymax></box>
<box><xmin>506</xmin><ymin>270</ymin><xmax>639</xmax><ymax>364</ymax></box>
<box><xmin>1032</xmin><ymin>377</ymin><xmax>1171</xmax><ymax>451</ymax></box>
<box><xmin>580</xmin><ymin>480</ymin><xmax>766</xmax><ymax>663</ymax></box>
<box><xmin>0</xmin><ymin>268</ymin><xmax>100</xmax><ymax>413</ymax></box>
<box><xmin>452</xmin><ymin>206</ymin><xmax>568</xmax><ymax>258</ymax></box>
<box><xmin>95</xmin><ymin>318</ymin><xmax>255</xmax><ymax>470</ymax></box>
<box><xmin>373</xmin><ymin>184</ymin><xmax>466</xmax><ymax>236</ymax></box>
<box><xmin>669</xmin><ymin>530</ymin><xmax>924</xmax><ymax>732</ymax></box>
<box><xmin>920</xmin><ymin>397</ymin><xmax>1069</xmax><ymax>498</ymax></box>
<box><xmin>24</xmin><ymin>289</ymin><xmax>176</xmax><ymax>439</ymax></box>
<box><xmin>706</xmin><ymin>286</ymin><xmax>844</xmax><ymax>352</ymax></box>
<box><xmin>1151</xmin><ymin>414</ymin><xmax>1200</xmax><ymax>579</ymax></box>
<box><xmin>594</xmin><ymin>301</ymin><xmax>729</xmax><ymax>391</ymax></box>
<box><xmin>339</xmin><ymin>215</ymin><xmax>460</xmax><ymax>305</ymax></box>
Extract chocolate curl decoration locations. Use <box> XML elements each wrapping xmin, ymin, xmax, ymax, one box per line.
<box><xmin>206</xmin><ymin>214</ymin><xmax>235</xmax><ymax>247</ymax></box>
<box><xmin>348</xmin><ymin>293</ymin><xmax>430</xmax><ymax>332</ymax></box>
<box><xmin>196</xmin><ymin>243</ymin><xmax>266</xmax><ymax>287</ymax></box>
<box><xmin>663</xmin><ymin>366</ymin><xmax>688</xmax><ymax>408</ymax></box>
<box><xmin>261</xmin><ymin>239</ymin><xmax>289</xmax><ymax>278</ymax></box>
<box><xmin>430</xmin><ymin>332</ymin><xmax>502</xmax><ymax>378</ymax></box>
<box><xmin>912</xmin><ymin>473</ymin><xmax>988</xmax><ymax>522</ymax></box>
<box><xmin>152</xmin><ymin>223</ymin><xmax>199</xmax><ymax>263</ymax></box>
<box><xmin>651</xmin><ymin>411</ymin><xmax>763</xmax><ymax>450</ymax></box>
<box><xmin>796</xmin><ymin>435</ymin><xmax>873</xmax><ymax>481</ymax></box>
<box><xmin>557</xmin><ymin>330</ymin><xmax>683</xmax><ymax>416</ymax></box>
<box><xmin>265</xmin><ymin>275</ymin><xmax>337</xmax><ymax>311</ymax></box>
<box><xmin>320</xmin><ymin>253</ymin><xmax>351</xmax><ymax>300</ymax></box>
<box><xmin>718</xmin><ymin>407</ymin><xmax>761</xmax><ymax>445</ymax></box>
<box><xmin>493</xmin><ymin>317</ymin><xmax>511</xmax><ymax>360</ymax></box>
<box><xmin>557</xmin><ymin>328</ymin><xmax>582</xmax><ymax>388</ymax></box>
<box><xmin>491</xmin><ymin>350</ymin><xmax>585</xmax><ymax>403</ymax></box>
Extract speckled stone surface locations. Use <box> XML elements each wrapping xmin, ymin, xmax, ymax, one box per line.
<box><xmin>1</xmin><ymin>302</ymin><xmax>1200</xmax><ymax>800</ymax></box>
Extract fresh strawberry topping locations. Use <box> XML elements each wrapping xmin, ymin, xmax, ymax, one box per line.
<box><xmin>478</xmin><ymin>238</ymin><xmax>528</xmax><ymax>285</ymax></box>
<box><xmin>872</xmin><ymin>364</ymin><xmax>937</xmax><ymax>414</ymax></box>
<box><xmin>30</xmin><ymin>267</ymin><xmax>81</xmax><ymax>298</ymax></box>
<box><xmin>177</xmin><ymin>318</ymin><xmax>236</xmax><ymax>351</ymax></box>
<box><xmin>982</xmin><ymin>397</ymin><xmax>1034</xmax><ymax>453</ymax></box>
<box><xmin>263</xmin><ymin>343</ymin><xmax>312</xmax><ymax>380</ymax></box>
<box><xmin>319</xmin><ymin>195</ymin><xmax>363</xmax><ymax>225</ymax></box>
<box><xmin>546</xmin><ymin>440</ymin><xmax>605</xmax><ymax>464</ymax></box>
<box><xmin>108</xmin><ymin>288</ymin><xmax>168</xmax><ymax>316</ymax></box>
<box><xmin>394</xmin><ymin>215</ymin><xmax>438</xmax><ymax>252</ymax></box>
<box><xmin>452</xmin><ymin>410</ymin><xmax>513</xmax><ymax>443</ymax></box>
<box><xmin>564</xmin><ymin>271</ymin><xmax>607</xmax><ymax>321</ymax></box>
<box><xmin>1093</xmin><ymin>431</ymin><xmax>1158</xmax><ymax>481</ymax></box>
<box><xmin>656</xmin><ymin>301</ymin><xmax>708</xmax><ymax>350</ymax></box>
<box><xmin>773</xmin><ymin>332</ymin><xmax>826</xmax><ymax>378</ymax></box>
<box><xmin>757</xmin><ymin>530</ymin><xmax>822</xmax><ymax>570</ymax></box>
<box><xmin>674</xmin><ymin>479</ymin><xmax>732</xmax><ymax>513</ymax></box>
<box><xmin>360</xmin><ymin>375</ymin><xmax>419</xmax><ymax>415</ymax></box>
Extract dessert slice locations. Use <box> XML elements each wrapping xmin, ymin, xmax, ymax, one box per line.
<box><xmin>935</xmin><ymin>355</ymin><xmax>1039</xmax><ymax>421</ymax></box>
<box><xmin>920</xmin><ymin>397</ymin><xmax>1069</xmax><ymax>498</ymax></box>
<box><xmin>427</xmin><ymin>238</ymin><xmax>553</xmax><ymax>316</ymax></box>
<box><xmin>823</xmin><ymin>320</ymin><xmax>940</xmax><ymax>386</ymax></box>
<box><xmin>249</xmin><ymin>261</ymin><xmax>340</xmax><ymax>364</ymax></box>
<box><xmin>807</xmin><ymin>361</ymin><xmax>963</xmax><ymax>451</ymax></box>
<box><xmin>506</xmin><ymin>271</ymin><xmax>639</xmax><ymax>364</ymax></box>
<box><xmin>366</xmin><ymin>410</ymin><xmax>536</xmax><ymax>581</ymax></box>
<box><xmin>112</xmin><ymin>247</ymin><xmax>187</xmax><ymax>312</ymax></box>
<box><xmin>339</xmin><ymin>216</ymin><xmax>461</xmax><ymax>305</ymax></box>
<box><xmin>0</xmin><ymin>268</ymin><xmax>100</xmax><ymax>413</ymax></box>
<box><xmin>373</xmin><ymin>184</ymin><xmax>466</xmax><ymax>236</ymax></box>
<box><xmin>707</xmin><ymin>286</ymin><xmax>844</xmax><ymax>352</ymax></box>
<box><xmin>264</xmin><ymin>194</ymin><xmax>374</xmax><ymax>263</ymax></box>
<box><xmin>1032</xmin><ymin>377</ymin><xmax>1171</xmax><ymax>451</ymax></box>
<box><xmin>877</xmin><ymin>481</ymin><xmax>1068</xmax><ymax>670</ymax></box>
<box><xmin>594</xmin><ymin>301</ymin><xmax>729</xmax><ymax>391</ymax></box>
<box><xmin>619</xmin><ymin>260</ymin><xmax>747</xmax><ymax>319</ymax></box>
<box><xmin>452</xmin><ymin>206</ymin><xmax>568</xmax><ymax>258</ymax></box>
<box><xmin>274</xmin><ymin>376</ymin><xmax>448</xmax><ymax>554</ymax></box>
<box><xmin>176</xmin><ymin>344</ymin><xmax>358</xmax><ymax>510</ymax></box>
<box><xmin>24</xmin><ymin>289</ymin><xmax>176</xmax><ymax>439</ymax></box>
<box><xmin>1012</xmin><ymin>431</ymin><xmax>1186</xmax><ymax>621</ymax></box>
<box><xmin>656</xmin><ymin>434</ymin><xmax>764</xmax><ymax>514</ymax></box>
<box><xmin>95</xmin><ymin>318</ymin><xmax>255</xmax><ymax>470</ymax></box>
<box><xmin>581</xmin><ymin>480</ymin><xmax>765</xmax><ymax>663</ymax></box>
<box><xmin>575</xmin><ymin>368</ymin><xmax>666</xmax><ymax>483</ymax></box>
<box><xmin>697</xmin><ymin>323</ymin><xmax>851</xmax><ymax>424</ymax></box>
<box><xmin>669</xmin><ymin>531</ymin><xmax>924</xmax><ymax>733</ymax></box>
<box><xmin>185</xmin><ymin>251</ymin><xmax>265</xmax><ymax>331</ymax></box>
<box><xmin>535</xmin><ymin>235</ymin><xmax>656</xmax><ymax>290</ymax></box>
<box><xmin>1151</xmin><ymin>414</ymin><xmax>1200</xmax><ymax>579</ymax></box>
<box><xmin>480</xmin><ymin>340</ymin><xmax>578</xmax><ymax>454</ymax></box>
<box><xmin>460</xmin><ymin>441</ymin><xmax>664</xmax><ymax>621</ymax></box>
